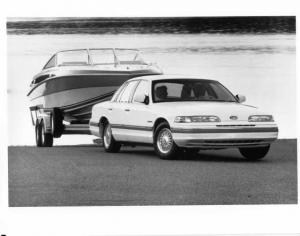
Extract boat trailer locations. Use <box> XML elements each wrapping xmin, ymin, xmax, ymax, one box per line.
<box><xmin>30</xmin><ymin>106</ymin><xmax>91</xmax><ymax>147</ymax></box>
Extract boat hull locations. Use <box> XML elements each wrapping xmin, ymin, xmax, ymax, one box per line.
<box><xmin>30</xmin><ymin>86</ymin><xmax>115</xmax><ymax>122</ymax></box>
<box><xmin>28</xmin><ymin>72</ymin><xmax>157</xmax><ymax>122</ymax></box>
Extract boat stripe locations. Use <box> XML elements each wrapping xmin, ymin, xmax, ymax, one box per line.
<box><xmin>27</xmin><ymin>75</ymin><xmax>128</xmax><ymax>97</ymax></box>
<box><xmin>28</xmin><ymin>72</ymin><xmax>161</xmax><ymax>97</ymax></box>
<box><xmin>62</xmin><ymin>91</ymin><xmax>115</xmax><ymax>112</ymax></box>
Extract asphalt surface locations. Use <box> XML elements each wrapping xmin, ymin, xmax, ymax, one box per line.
<box><xmin>8</xmin><ymin>139</ymin><xmax>297</xmax><ymax>206</ymax></box>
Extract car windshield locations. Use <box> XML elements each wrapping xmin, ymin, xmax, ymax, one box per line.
<box><xmin>152</xmin><ymin>79</ymin><xmax>237</xmax><ymax>103</ymax></box>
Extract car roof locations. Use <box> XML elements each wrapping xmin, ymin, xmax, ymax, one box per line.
<box><xmin>128</xmin><ymin>74</ymin><xmax>217</xmax><ymax>82</ymax></box>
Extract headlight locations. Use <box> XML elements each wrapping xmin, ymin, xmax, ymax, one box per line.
<box><xmin>248</xmin><ymin>115</ymin><xmax>274</xmax><ymax>122</ymax></box>
<box><xmin>174</xmin><ymin>116</ymin><xmax>221</xmax><ymax>123</ymax></box>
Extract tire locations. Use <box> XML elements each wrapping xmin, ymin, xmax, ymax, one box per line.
<box><xmin>102</xmin><ymin>122</ymin><xmax>121</xmax><ymax>153</ymax></box>
<box><xmin>154</xmin><ymin>122</ymin><xmax>181</xmax><ymax>160</ymax></box>
<box><xmin>35</xmin><ymin>120</ymin><xmax>42</xmax><ymax>147</ymax></box>
<box><xmin>52</xmin><ymin>108</ymin><xmax>64</xmax><ymax>138</ymax></box>
<box><xmin>36</xmin><ymin>119</ymin><xmax>53</xmax><ymax>147</ymax></box>
<box><xmin>239</xmin><ymin>145</ymin><xmax>270</xmax><ymax>160</ymax></box>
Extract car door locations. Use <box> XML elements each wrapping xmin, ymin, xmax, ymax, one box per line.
<box><xmin>125</xmin><ymin>80</ymin><xmax>155</xmax><ymax>143</ymax></box>
<box><xmin>106</xmin><ymin>82</ymin><xmax>128</xmax><ymax>126</ymax></box>
<box><xmin>110</xmin><ymin>80</ymin><xmax>139</xmax><ymax>141</ymax></box>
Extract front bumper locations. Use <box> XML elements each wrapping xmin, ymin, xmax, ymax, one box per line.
<box><xmin>172</xmin><ymin>125</ymin><xmax>278</xmax><ymax>148</ymax></box>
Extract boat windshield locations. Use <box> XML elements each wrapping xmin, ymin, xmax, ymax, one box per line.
<box><xmin>89</xmin><ymin>49</ymin><xmax>115</xmax><ymax>65</ymax></box>
<box><xmin>56</xmin><ymin>50</ymin><xmax>89</xmax><ymax>66</ymax></box>
<box><xmin>114</xmin><ymin>49</ymin><xmax>146</xmax><ymax>65</ymax></box>
<box><xmin>53</xmin><ymin>49</ymin><xmax>146</xmax><ymax>67</ymax></box>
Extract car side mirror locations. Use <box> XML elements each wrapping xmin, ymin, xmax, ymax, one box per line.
<box><xmin>134</xmin><ymin>93</ymin><xmax>149</xmax><ymax>105</ymax></box>
<box><xmin>236</xmin><ymin>94</ymin><xmax>246</xmax><ymax>103</ymax></box>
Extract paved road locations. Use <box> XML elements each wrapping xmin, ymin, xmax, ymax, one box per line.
<box><xmin>8</xmin><ymin>139</ymin><xmax>297</xmax><ymax>206</ymax></box>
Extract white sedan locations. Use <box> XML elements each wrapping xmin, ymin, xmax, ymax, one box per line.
<box><xmin>90</xmin><ymin>75</ymin><xmax>278</xmax><ymax>160</ymax></box>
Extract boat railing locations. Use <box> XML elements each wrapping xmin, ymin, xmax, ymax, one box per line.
<box><xmin>43</xmin><ymin>48</ymin><xmax>147</xmax><ymax>69</ymax></box>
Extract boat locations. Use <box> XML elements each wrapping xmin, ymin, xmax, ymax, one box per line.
<box><xmin>28</xmin><ymin>48</ymin><xmax>162</xmax><ymax>146</ymax></box>
<box><xmin>28</xmin><ymin>48</ymin><xmax>162</xmax><ymax>123</ymax></box>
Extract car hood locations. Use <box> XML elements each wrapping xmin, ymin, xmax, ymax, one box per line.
<box><xmin>153</xmin><ymin>102</ymin><xmax>268</xmax><ymax>121</ymax></box>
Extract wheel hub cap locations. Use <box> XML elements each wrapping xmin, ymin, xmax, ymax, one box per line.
<box><xmin>104</xmin><ymin>125</ymin><xmax>112</xmax><ymax>147</ymax></box>
<box><xmin>157</xmin><ymin>129</ymin><xmax>173</xmax><ymax>154</ymax></box>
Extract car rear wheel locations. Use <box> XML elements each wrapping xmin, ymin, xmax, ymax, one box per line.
<box><xmin>154</xmin><ymin>122</ymin><xmax>180</xmax><ymax>160</ymax></box>
<box><xmin>102</xmin><ymin>122</ymin><xmax>121</xmax><ymax>153</ymax></box>
<box><xmin>239</xmin><ymin>145</ymin><xmax>270</xmax><ymax>160</ymax></box>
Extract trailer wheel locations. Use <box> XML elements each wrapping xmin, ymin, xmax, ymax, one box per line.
<box><xmin>52</xmin><ymin>108</ymin><xmax>64</xmax><ymax>138</ymax></box>
<box><xmin>36</xmin><ymin>119</ymin><xmax>53</xmax><ymax>147</ymax></box>
<box><xmin>35</xmin><ymin>120</ymin><xmax>42</xmax><ymax>147</ymax></box>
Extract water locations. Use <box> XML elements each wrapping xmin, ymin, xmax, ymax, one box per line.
<box><xmin>7</xmin><ymin>17</ymin><xmax>295</xmax><ymax>34</ymax></box>
<box><xmin>7</xmin><ymin>33</ymin><xmax>296</xmax><ymax>145</ymax></box>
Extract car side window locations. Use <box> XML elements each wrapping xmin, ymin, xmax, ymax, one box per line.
<box><xmin>115</xmin><ymin>83</ymin><xmax>129</xmax><ymax>102</ymax></box>
<box><xmin>118</xmin><ymin>81</ymin><xmax>139</xmax><ymax>103</ymax></box>
<box><xmin>133</xmin><ymin>80</ymin><xmax>149</xmax><ymax>102</ymax></box>
<box><xmin>112</xmin><ymin>83</ymin><xmax>127</xmax><ymax>102</ymax></box>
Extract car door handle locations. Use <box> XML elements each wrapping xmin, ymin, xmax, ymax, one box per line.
<box><xmin>124</xmin><ymin>109</ymin><xmax>130</xmax><ymax>112</ymax></box>
<box><xmin>108</xmin><ymin>108</ymin><xmax>113</xmax><ymax>111</ymax></box>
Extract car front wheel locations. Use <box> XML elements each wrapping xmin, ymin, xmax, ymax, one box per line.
<box><xmin>239</xmin><ymin>145</ymin><xmax>270</xmax><ymax>160</ymax></box>
<box><xmin>154</xmin><ymin>122</ymin><xmax>180</xmax><ymax>160</ymax></box>
<box><xmin>102</xmin><ymin>122</ymin><xmax>121</xmax><ymax>153</ymax></box>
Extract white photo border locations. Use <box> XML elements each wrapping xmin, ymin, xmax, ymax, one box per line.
<box><xmin>0</xmin><ymin>0</ymin><xmax>299</xmax><ymax>235</ymax></box>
